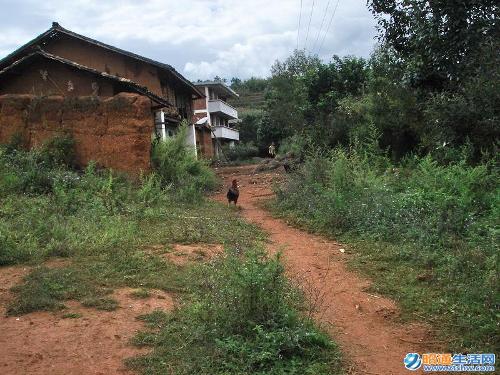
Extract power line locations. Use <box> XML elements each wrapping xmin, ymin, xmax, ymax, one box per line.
<box><xmin>317</xmin><ymin>0</ymin><xmax>340</xmax><ymax>56</ymax></box>
<box><xmin>297</xmin><ymin>0</ymin><xmax>303</xmax><ymax>50</ymax></box>
<box><xmin>311</xmin><ymin>0</ymin><xmax>332</xmax><ymax>53</ymax></box>
<box><xmin>303</xmin><ymin>0</ymin><xmax>316</xmax><ymax>51</ymax></box>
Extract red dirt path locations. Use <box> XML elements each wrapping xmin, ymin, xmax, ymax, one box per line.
<box><xmin>214</xmin><ymin>164</ymin><xmax>437</xmax><ymax>375</ymax></box>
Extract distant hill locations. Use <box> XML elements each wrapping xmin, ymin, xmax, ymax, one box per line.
<box><xmin>228</xmin><ymin>78</ymin><xmax>268</xmax><ymax>114</ymax></box>
<box><xmin>228</xmin><ymin>91</ymin><xmax>265</xmax><ymax>114</ymax></box>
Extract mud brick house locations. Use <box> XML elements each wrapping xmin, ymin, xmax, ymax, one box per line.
<box><xmin>193</xmin><ymin>81</ymin><xmax>240</xmax><ymax>158</ymax></box>
<box><xmin>0</xmin><ymin>22</ymin><xmax>214</xmax><ymax>172</ymax></box>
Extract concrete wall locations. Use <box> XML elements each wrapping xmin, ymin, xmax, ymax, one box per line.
<box><xmin>0</xmin><ymin>93</ymin><xmax>153</xmax><ymax>174</ymax></box>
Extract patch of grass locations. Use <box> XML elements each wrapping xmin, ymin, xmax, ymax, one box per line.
<box><xmin>345</xmin><ymin>239</ymin><xmax>499</xmax><ymax>351</ymax></box>
<box><xmin>128</xmin><ymin>250</ymin><xmax>342</xmax><ymax>375</ymax></box>
<box><xmin>130</xmin><ymin>289</ymin><xmax>151</xmax><ymax>299</ymax></box>
<box><xmin>7</xmin><ymin>266</ymin><xmax>94</xmax><ymax>315</ymax></box>
<box><xmin>6</xmin><ymin>251</ymin><xmax>187</xmax><ymax>316</ymax></box>
<box><xmin>130</xmin><ymin>331</ymin><xmax>158</xmax><ymax>347</ymax></box>
<box><xmin>136</xmin><ymin>309</ymin><xmax>170</xmax><ymax>329</ymax></box>
<box><xmin>81</xmin><ymin>297</ymin><xmax>119</xmax><ymax>311</ymax></box>
<box><xmin>62</xmin><ymin>312</ymin><xmax>82</xmax><ymax>319</ymax></box>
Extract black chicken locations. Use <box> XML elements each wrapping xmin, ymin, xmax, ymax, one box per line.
<box><xmin>227</xmin><ymin>179</ymin><xmax>239</xmax><ymax>205</ymax></box>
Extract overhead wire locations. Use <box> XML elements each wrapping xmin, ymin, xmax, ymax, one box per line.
<box><xmin>317</xmin><ymin>0</ymin><xmax>340</xmax><ymax>56</ymax></box>
<box><xmin>311</xmin><ymin>0</ymin><xmax>332</xmax><ymax>53</ymax></box>
<box><xmin>296</xmin><ymin>0</ymin><xmax>303</xmax><ymax>50</ymax></box>
<box><xmin>303</xmin><ymin>0</ymin><xmax>316</xmax><ymax>51</ymax></box>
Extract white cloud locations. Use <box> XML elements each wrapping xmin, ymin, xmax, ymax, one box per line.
<box><xmin>0</xmin><ymin>0</ymin><xmax>377</xmax><ymax>79</ymax></box>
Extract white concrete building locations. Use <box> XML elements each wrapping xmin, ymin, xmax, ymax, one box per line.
<box><xmin>193</xmin><ymin>81</ymin><xmax>240</xmax><ymax>158</ymax></box>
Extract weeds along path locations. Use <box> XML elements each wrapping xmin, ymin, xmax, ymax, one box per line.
<box><xmin>214</xmin><ymin>164</ymin><xmax>435</xmax><ymax>375</ymax></box>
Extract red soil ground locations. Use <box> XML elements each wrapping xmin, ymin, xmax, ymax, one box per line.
<box><xmin>0</xmin><ymin>262</ymin><xmax>174</xmax><ymax>375</ymax></box>
<box><xmin>214</xmin><ymin>164</ymin><xmax>437</xmax><ymax>375</ymax></box>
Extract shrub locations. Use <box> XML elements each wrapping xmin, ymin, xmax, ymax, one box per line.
<box><xmin>128</xmin><ymin>250</ymin><xmax>341</xmax><ymax>374</ymax></box>
<box><xmin>39</xmin><ymin>135</ymin><xmax>76</xmax><ymax>168</ymax></box>
<box><xmin>273</xmin><ymin>146</ymin><xmax>499</xmax><ymax>351</ymax></box>
<box><xmin>151</xmin><ymin>124</ymin><xmax>217</xmax><ymax>199</ymax></box>
<box><xmin>0</xmin><ymin>135</ymin><xmax>76</xmax><ymax>194</ymax></box>
<box><xmin>223</xmin><ymin>142</ymin><xmax>259</xmax><ymax>161</ymax></box>
<box><xmin>277</xmin><ymin>134</ymin><xmax>309</xmax><ymax>158</ymax></box>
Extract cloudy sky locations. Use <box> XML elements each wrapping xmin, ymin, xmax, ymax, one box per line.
<box><xmin>0</xmin><ymin>0</ymin><xmax>378</xmax><ymax>80</ymax></box>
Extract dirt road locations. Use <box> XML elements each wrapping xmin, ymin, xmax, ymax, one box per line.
<box><xmin>215</xmin><ymin>164</ymin><xmax>435</xmax><ymax>375</ymax></box>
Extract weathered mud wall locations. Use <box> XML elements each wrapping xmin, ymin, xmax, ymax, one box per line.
<box><xmin>0</xmin><ymin>93</ymin><xmax>153</xmax><ymax>174</ymax></box>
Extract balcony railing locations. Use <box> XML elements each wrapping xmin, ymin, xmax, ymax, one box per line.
<box><xmin>208</xmin><ymin>99</ymin><xmax>238</xmax><ymax>119</ymax></box>
<box><xmin>212</xmin><ymin>125</ymin><xmax>239</xmax><ymax>141</ymax></box>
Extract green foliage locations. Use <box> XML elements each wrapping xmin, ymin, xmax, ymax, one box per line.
<box><xmin>276</xmin><ymin>134</ymin><xmax>310</xmax><ymax>159</ymax></box>
<box><xmin>0</xmin><ymin>135</ymin><xmax>77</xmax><ymax>195</ymax></box>
<box><xmin>151</xmin><ymin>124</ymin><xmax>217</xmax><ymax>200</ymax></box>
<box><xmin>273</xmin><ymin>146</ymin><xmax>499</xmax><ymax>351</ymax></box>
<box><xmin>236</xmin><ymin>109</ymin><xmax>262</xmax><ymax>145</ymax></box>
<box><xmin>0</xmin><ymin>144</ymin><xmax>261</xmax><ymax>267</ymax></box>
<box><xmin>81</xmin><ymin>297</ymin><xmax>119</xmax><ymax>311</ymax></box>
<box><xmin>369</xmin><ymin>0</ymin><xmax>499</xmax><ymax>89</ymax></box>
<box><xmin>422</xmin><ymin>57</ymin><xmax>500</xmax><ymax>159</ymax></box>
<box><xmin>128</xmin><ymin>250</ymin><xmax>342</xmax><ymax>375</ymax></box>
<box><xmin>230</xmin><ymin>77</ymin><xmax>269</xmax><ymax>93</ymax></box>
<box><xmin>130</xmin><ymin>288</ymin><xmax>151</xmax><ymax>299</ymax></box>
<box><xmin>223</xmin><ymin>142</ymin><xmax>259</xmax><ymax>162</ymax></box>
<box><xmin>39</xmin><ymin>135</ymin><xmax>76</xmax><ymax>168</ymax></box>
<box><xmin>4</xmin><ymin>133</ymin><xmax>24</xmax><ymax>154</ymax></box>
<box><xmin>258</xmin><ymin>51</ymin><xmax>373</xmax><ymax>152</ymax></box>
<box><xmin>62</xmin><ymin>312</ymin><xmax>82</xmax><ymax>319</ymax></box>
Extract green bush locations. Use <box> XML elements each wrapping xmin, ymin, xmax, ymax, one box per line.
<box><xmin>128</xmin><ymin>250</ymin><xmax>341</xmax><ymax>375</ymax></box>
<box><xmin>39</xmin><ymin>135</ymin><xmax>76</xmax><ymax>168</ymax></box>
<box><xmin>0</xmin><ymin>135</ymin><xmax>76</xmax><ymax>194</ymax></box>
<box><xmin>273</xmin><ymin>146</ymin><xmax>499</xmax><ymax>351</ymax></box>
<box><xmin>151</xmin><ymin>124</ymin><xmax>217</xmax><ymax>199</ymax></box>
<box><xmin>223</xmin><ymin>142</ymin><xmax>259</xmax><ymax>161</ymax></box>
<box><xmin>277</xmin><ymin>134</ymin><xmax>310</xmax><ymax>158</ymax></box>
<box><xmin>0</xmin><ymin>140</ymin><xmax>260</xmax><ymax>266</ymax></box>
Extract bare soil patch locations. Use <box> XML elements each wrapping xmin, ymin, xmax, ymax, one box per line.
<box><xmin>146</xmin><ymin>243</ymin><xmax>224</xmax><ymax>266</ymax></box>
<box><xmin>168</xmin><ymin>244</ymin><xmax>224</xmax><ymax>266</ymax></box>
<box><xmin>0</xmin><ymin>262</ymin><xmax>174</xmax><ymax>375</ymax></box>
<box><xmin>214</xmin><ymin>164</ymin><xmax>437</xmax><ymax>375</ymax></box>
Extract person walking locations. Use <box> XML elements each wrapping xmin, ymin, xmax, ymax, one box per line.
<box><xmin>268</xmin><ymin>142</ymin><xmax>276</xmax><ymax>158</ymax></box>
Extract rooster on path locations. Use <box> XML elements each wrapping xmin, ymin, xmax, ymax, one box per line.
<box><xmin>227</xmin><ymin>179</ymin><xmax>239</xmax><ymax>205</ymax></box>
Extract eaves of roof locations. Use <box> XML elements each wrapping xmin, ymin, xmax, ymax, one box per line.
<box><xmin>0</xmin><ymin>22</ymin><xmax>204</xmax><ymax>99</ymax></box>
<box><xmin>0</xmin><ymin>50</ymin><xmax>174</xmax><ymax>108</ymax></box>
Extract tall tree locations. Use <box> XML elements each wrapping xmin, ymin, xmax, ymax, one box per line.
<box><xmin>369</xmin><ymin>0</ymin><xmax>500</xmax><ymax>90</ymax></box>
